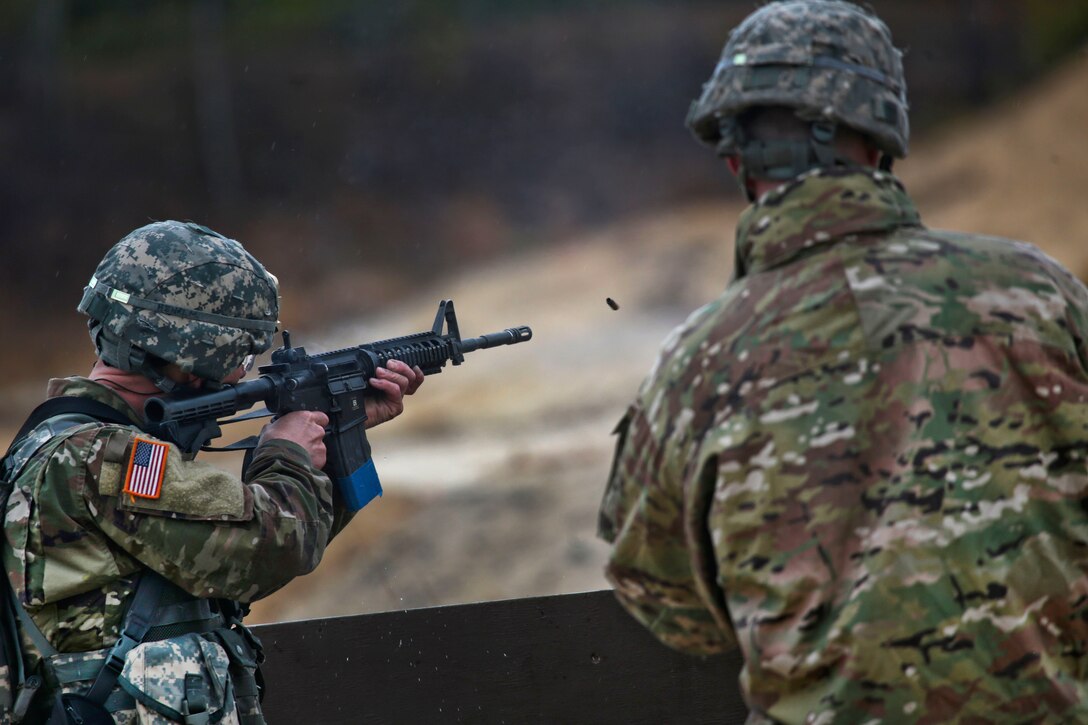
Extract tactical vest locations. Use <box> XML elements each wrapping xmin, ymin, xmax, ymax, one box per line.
<box><xmin>1</xmin><ymin>399</ymin><xmax>266</xmax><ymax>725</ymax></box>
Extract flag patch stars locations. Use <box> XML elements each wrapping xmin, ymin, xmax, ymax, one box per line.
<box><xmin>123</xmin><ymin>437</ymin><xmax>169</xmax><ymax>499</ymax></box>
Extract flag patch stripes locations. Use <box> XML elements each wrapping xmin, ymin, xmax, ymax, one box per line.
<box><xmin>123</xmin><ymin>437</ymin><xmax>169</xmax><ymax>499</ymax></box>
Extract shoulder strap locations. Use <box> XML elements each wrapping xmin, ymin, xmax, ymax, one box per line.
<box><xmin>7</xmin><ymin>398</ymin><xmax>136</xmax><ymax>454</ymax></box>
<box><xmin>84</xmin><ymin>571</ymin><xmax>170</xmax><ymax>705</ymax></box>
<box><xmin>2</xmin><ymin>397</ymin><xmax>138</xmax><ymax>495</ymax></box>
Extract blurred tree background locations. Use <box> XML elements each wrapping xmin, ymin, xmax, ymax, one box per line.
<box><xmin>2</xmin><ymin>0</ymin><xmax>1088</xmax><ymax>621</ymax></box>
<box><xmin>1</xmin><ymin>0</ymin><xmax>1087</xmax><ymax>392</ymax></box>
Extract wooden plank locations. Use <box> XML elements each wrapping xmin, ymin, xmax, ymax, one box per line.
<box><xmin>255</xmin><ymin>590</ymin><xmax>748</xmax><ymax>724</ymax></box>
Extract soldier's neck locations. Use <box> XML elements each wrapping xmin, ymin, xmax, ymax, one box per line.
<box><xmin>88</xmin><ymin>360</ymin><xmax>161</xmax><ymax>418</ymax></box>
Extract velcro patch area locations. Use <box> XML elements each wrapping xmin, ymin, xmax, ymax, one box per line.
<box><xmin>94</xmin><ymin>429</ymin><xmax>249</xmax><ymax>521</ymax></box>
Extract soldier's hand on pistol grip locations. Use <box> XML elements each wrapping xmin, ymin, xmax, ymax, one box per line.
<box><xmin>260</xmin><ymin>410</ymin><xmax>331</xmax><ymax>469</ymax></box>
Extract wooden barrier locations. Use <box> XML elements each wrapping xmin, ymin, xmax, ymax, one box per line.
<box><xmin>255</xmin><ymin>589</ymin><xmax>748</xmax><ymax>723</ymax></box>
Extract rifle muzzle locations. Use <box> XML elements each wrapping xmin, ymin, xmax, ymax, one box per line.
<box><xmin>461</xmin><ymin>326</ymin><xmax>532</xmax><ymax>353</ymax></box>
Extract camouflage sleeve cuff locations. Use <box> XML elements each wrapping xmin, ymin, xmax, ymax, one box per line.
<box><xmin>607</xmin><ymin>579</ymin><xmax>736</xmax><ymax>656</ymax></box>
<box><xmin>597</xmin><ymin>404</ymin><xmax>639</xmax><ymax>543</ymax></box>
<box><xmin>251</xmin><ymin>438</ymin><xmax>317</xmax><ymax>470</ymax></box>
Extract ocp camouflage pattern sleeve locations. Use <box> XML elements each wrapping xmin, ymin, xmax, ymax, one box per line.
<box><xmin>85</xmin><ymin>432</ymin><xmax>335</xmax><ymax>604</ymax></box>
<box><xmin>601</xmin><ymin>169</ymin><xmax>1088</xmax><ymax>722</ymax></box>
<box><xmin>601</xmin><ymin>310</ymin><xmax>739</xmax><ymax>657</ymax></box>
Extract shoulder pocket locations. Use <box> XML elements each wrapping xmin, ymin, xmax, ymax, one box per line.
<box><xmin>95</xmin><ymin>430</ymin><xmax>250</xmax><ymax>522</ymax></box>
<box><xmin>95</xmin><ymin>428</ymin><xmax>132</xmax><ymax>497</ymax></box>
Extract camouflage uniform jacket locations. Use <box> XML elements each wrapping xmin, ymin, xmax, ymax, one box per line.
<box><xmin>3</xmin><ymin>376</ymin><xmax>348</xmax><ymax>663</ymax></box>
<box><xmin>599</xmin><ymin>168</ymin><xmax>1088</xmax><ymax>723</ymax></box>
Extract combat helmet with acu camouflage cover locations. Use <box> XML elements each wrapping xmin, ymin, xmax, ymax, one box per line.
<box><xmin>77</xmin><ymin>220</ymin><xmax>280</xmax><ymax>392</ymax></box>
<box><xmin>687</xmin><ymin>0</ymin><xmax>909</xmax><ymax>194</ymax></box>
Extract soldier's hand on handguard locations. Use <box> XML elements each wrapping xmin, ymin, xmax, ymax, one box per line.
<box><xmin>260</xmin><ymin>410</ymin><xmax>331</xmax><ymax>469</ymax></box>
<box><xmin>365</xmin><ymin>359</ymin><xmax>424</xmax><ymax>428</ymax></box>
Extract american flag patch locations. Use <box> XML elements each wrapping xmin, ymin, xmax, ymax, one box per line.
<box><xmin>123</xmin><ymin>437</ymin><xmax>169</xmax><ymax>499</ymax></box>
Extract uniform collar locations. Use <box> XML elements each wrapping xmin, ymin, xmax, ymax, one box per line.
<box><xmin>733</xmin><ymin>167</ymin><xmax>921</xmax><ymax>278</ymax></box>
<box><xmin>46</xmin><ymin>376</ymin><xmax>144</xmax><ymax>426</ymax></box>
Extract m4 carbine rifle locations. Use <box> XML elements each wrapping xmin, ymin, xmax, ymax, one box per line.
<box><xmin>144</xmin><ymin>299</ymin><xmax>532</xmax><ymax>511</ymax></box>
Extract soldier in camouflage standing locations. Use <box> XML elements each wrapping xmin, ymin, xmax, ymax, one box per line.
<box><xmin>598</xmin><ymin>1</ymin><xmax>1088</xmax><ymax>721</ymax></box>
<box><xmin>1</xmin><ymin>221</ymin><xmax>422</xmax><ymax>723</ymax></box>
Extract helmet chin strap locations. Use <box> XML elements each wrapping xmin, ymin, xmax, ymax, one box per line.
<box><xmin>89</xmin><ymin>322</ymin><xmax>182</xmax><ymax>395</ymax></box>
<box><xmin>734</xmin><ymin>162</ymin><xmax>757</xmax><ymax>203</ymax></box>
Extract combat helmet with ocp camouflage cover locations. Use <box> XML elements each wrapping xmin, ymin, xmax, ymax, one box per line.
<box><xmin>687</xmin><ymin>0</ymin><xmax>909</xmax><ymax>188</ymax></box>
<box><xmin>77</xmin><ymin>220</ymin><xmax>280</xmax><ymax>392</ymax></box>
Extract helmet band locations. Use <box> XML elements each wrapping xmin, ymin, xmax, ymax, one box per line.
<box><xmin>81</xmin><ymin>276</ymin><xmax>278</xmax><ymax>333</ymax></box>
<box><xmin>714</xmin><ymin>53</ymin><xmax>903</xmax><ymax>95</ymax></box>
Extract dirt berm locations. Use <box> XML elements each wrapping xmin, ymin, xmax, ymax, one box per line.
<box><xmin>245</xmin><ymin>47</ymin><xmax>1088</xmax><ymax>623</ymax></box>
